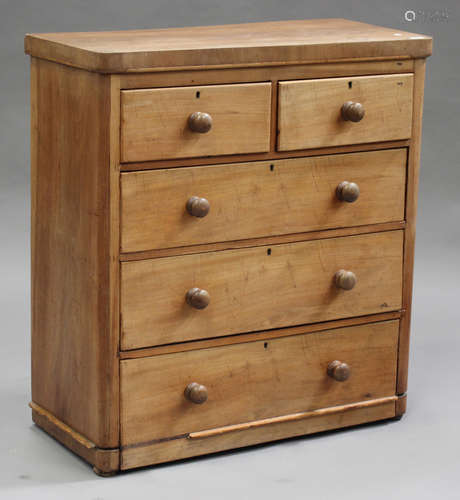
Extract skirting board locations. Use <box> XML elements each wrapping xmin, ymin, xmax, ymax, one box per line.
<box><xmin>119</xmin><ymin>397</ymin><xmax>398</xmax><ymax>470</ymax></box>
<box><xmin>30</xmin><ymin>402</ymin><xmax>119</xmax><ymax>475</ymax></box>
<box><xmin>30</xmin><ymin>396</ymin><xmax>403</xmax><ymax>473</ymax></box>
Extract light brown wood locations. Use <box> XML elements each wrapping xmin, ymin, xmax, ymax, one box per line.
<box><xmin>30</xmin><ymin>58</ymin><xmax>119</xmax><ymax>448</ymax></box>
<box><xmin>397</xmin><ymin>59</ymin><xmax>427</xmax><ymax>395</ymax></box>
<box><xmin>121</xmin><ymin>398</ymin><xmax>396</xmax><ymax>469</ymax></box>
<box><xmin>120</xmin><ymin>83</ymin><xmax>271</xmax><ymax>162</ymax></box>
<box><xmin>188</xmin><ymin>396</ymin><xmax>397</xmax><ymax>439</ymax></box>
<box><xmin>27</xmin><ymin>20</ymin><xmax>431</xmax><ymax>472</ymax></box>
<box><xmin>121</xmin><ymin>221</ymin><xmax>406</xmax><ymax>262</ymax></box>
<box><xmin>120</xmin><ymin>320</ymin><xmax>399</xmax><ymax>445</ymax></box>
<box><xmin>278</xmin><ymin>74</ymin><xmax>413</xmax><ymax>151</ymax></box>
<box><xmin>121</xmin><ymin>231</ymin><xmax>403</xmax><ymax>349</ymax></box>
<box><xmin>395</xmin><ymin>394</ymin><xmax>407</xmax><ymax>417</ymax></box>
<box><xmin>31</xmin><ymin>402</ymin><xmax>119</xmax><ymax>474</ymax></box>
<box><xmin>270</xmin><ymin>75</ymin><xmax>279</xmax><ymax>152</ymax></box>
<box><xmin>24</xmin><ymin>19</ymin><xmax>432</xmax><ymax>73</ymax></box>
<box><xmin>120</xmin><ymin>149</ymin><xmax>406</xmax><ymax>253</ymax></box>
<box><xmin>120</xmin><ymin>140</ymin><xmax>410</xmax><ymax>172</ymax></box>
<box><xmin>118</xmin><ymin>59</ymin><xmax>414</xmax><ymax>90</ymax></box>
<box><xmin>119</xmin><ymin>312</ymin><xmax>402</xmax><ymax>360</ymax></box>
<box><xmin>109</xmin><ymin>75</ymin><xmax>122</xmax><ymax>421</ymax></box>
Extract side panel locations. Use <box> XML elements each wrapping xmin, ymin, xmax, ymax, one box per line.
<box><xmin>31</xmin><ymin>58</ymin><xmax>119</xmax><ymax>448</ymax></box>
<box><xmin>396</xmin><ymin>59</ymin><xmax>427</xmax><ymax>395</ymax></box>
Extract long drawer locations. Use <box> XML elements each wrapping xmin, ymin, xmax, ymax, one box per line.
<box><xmin>120</xmin><ymin>83</ymin><xmax>272</xmax><ymax>162</ymax></box>
<box><xmin>121</xmin><ymin>231</ymin><xmax>403</xmax><ymax>350</ymax></box>
<box><xmin>120</xmin><ymin>320</ymin><xmax>399</xmax><ymax>446</ymax></box>
<box><xmin>120</xmin><ymin>149</ymin><xmax>406</xmax><ymax>253</ymax></box>
<box><xmin>278</xmin><ymin>74</ymin><xmax>413</xmax><ymax>151</ymax></box>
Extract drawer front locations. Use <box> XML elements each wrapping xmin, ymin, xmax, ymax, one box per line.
<box><xmin>121</xmin><ymin>83</ymin><xmax>271</xmax><ymax>162</ymax></box>
<box><xmin>121</xmin><ymin>149</ymin><xmax>406</xmax><ymax>253</ymax></box>
<box><xmin>278</xmin><ymin>74</ymin><xmax>413</xmax><ymax>151</ymax></box>
<box><xmin>121</xmin><ymin>231</ymin><xmax>403</xmax><ymax>349</ymax></box>
<box><xmin>120</xmin><ymin>320</ymin><xmax>399</xmax><ymax>446</ymax></box>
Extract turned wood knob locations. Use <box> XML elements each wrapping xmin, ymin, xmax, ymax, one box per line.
<box><xmin>327</xmin><ymin>360</ymin><xmax>351</xmax><ymax>382</ymax></box>
<box><xmin>336</xmin><ymin>181</ymin><xmax>360</xmax><ymax>203</ymax></box>
<box><xmin>334</xmin><ymin>270</ymin><xmax>357</xmax><ymax>290</ymax></box>
<box><xmin>186</xmin><ymin>288</ymin><xmax>210</xmax><ymax>309</ymax></box>
<box><xmin>186</xmin><ymin>196</ymin><xmax>210</xmax><ymax>218</ymax></box>
<box><xmin>341</xmin><ymin>101</ymin><xmax>365</xmax><ymax>122</ymax></box>
<box><xmin>188</xmin><ymin>112</ymin><xmax>213</xmax><ymax>133</ymax></box>
<box><xmin>184</xmin><ymin>382</ymin><xmax>208</xmax><ymax>404</ymax></box>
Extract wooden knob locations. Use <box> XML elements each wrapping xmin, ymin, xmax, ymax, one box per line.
<box><xmin>334</xmin><ymin>270</ymin><xmax>357</xmax><ymax>290</ymax></box>
<box><xmin>327</xmin><ymin>360</ymin><xmax>351</xmax><ymax>382</ymax></box>
<box><xmin>188</xmin><ymin>112</ymin><xmax>212</xmax><ymax>133</ymax></box>
<box><xmin>184</xmin><ymin>382</ymin><xmax>208</xmax><ymax>404</ymax></box>
<box><xmin>186</xmin><ymin>288</ymin><xmax>210</xmax><ymax>309</ymax></box>
<box><xmin>336</xmin><ymin>181</ymin><xmax>360</xmax><ymax>203</ymax></box>
<box><xmin>341</xmin><ymin>101</ymin><xmax>365</xmax><ymax>122</ymax></box>
<box><xmin>186</xmin><ymin>196</ymin><xmax>210</xmax><ymax>218</ymax></box>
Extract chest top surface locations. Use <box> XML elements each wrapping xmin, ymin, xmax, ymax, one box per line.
<box><xmin>24</xmin><ymin>18</ymin><xmax>432</xmax><ymax>73</ymax></box>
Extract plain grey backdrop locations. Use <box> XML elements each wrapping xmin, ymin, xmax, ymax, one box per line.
<box><xmin>1</xmin><ymin>0</ymin><xmax>458</xmax><ymax>498</ymax></box>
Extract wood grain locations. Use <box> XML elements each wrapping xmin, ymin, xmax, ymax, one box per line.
<box><xmin>24</xmin><ymin>19</ymin><xmax>432</xmax><ymax>73</ymax></box>
<box><xmin>121</xmin><ymin>231</ymin><xmax>403</xmax><ymax>349</ymax></box>
<box><xmin>121</xmin><ymin>83</ymin><xmax>271</xmax><ymax>162</ymax></box>
<box><xmin>120</xmin><ymin>149</ymin><xmax>406</xmax><ymax>253</ymax></box>
<box><xmin>121</xmin><ymin>398</ymin><xmax>396</xmax><ymax>469</ymax></box>
<box><xmin>397</xmin><ymin>59</ymin><xmax>427</xmax><ymax>395</ymax></box>
<box><xmin>118</xmin><ymin>60</ymin><xmax>414</xmax><ymax>90</ymax></box>
<box><xmin>188</xmin><ymin>396</ymin><xmax>397</xmax><ymax>439</ymax></box>
<box><xmin>30</xmin><ymin>58</ymin><xmax>119</xmax><ymax>448</ymax></box>
<box><xmin>119</xmin><ymin>313</ymin><xmax>402</xmax><ymax>359</ymax></box>
<box><xmin>120</xmin><ymin>320</ymin><xmax>399</xmax><ymax>445</ymax></box>
<box><xmin>278</xmin><ymin>74</ymin><xmax>413</xmax><ymax>151</ymax></box>
<box><xmin>120</xmin><ymin>221</ymin><xmax>406</xmax><ymax>262</ymax></box>
<box><xmin>27</xmin><ymin>19</ymin><xmax>431</xmax><ymax>471</ymax></box>
<box><xmin>120</xmin><ymin>141</ymin><xmax>410</xmax><ymax>172</ymax></box>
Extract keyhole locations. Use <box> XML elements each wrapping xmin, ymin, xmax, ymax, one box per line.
<box><xmin>348</xmin><ymin>81</ymin><xmax>352</xmax><ymax>89</ymax></box>
<box><xmin>196</xmin><ymin>91</ymin><xmax>200</xmax><ymax>98</ymax></box>
<box><xmin>267</xmin><ymin>248</ymin><xmax>272</xmax><ymax>256</ymax></box>
<box><xmin>264</xmin><ymin>342</ymin><xmax>269</xmax><ymax>349</ymax></box>
<box><xmin>270</xmin><ymin>164</ymin><xmax>274</xmax><ymax>171</ymax></box>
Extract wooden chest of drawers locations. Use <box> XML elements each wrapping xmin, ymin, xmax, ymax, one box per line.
<box><xmin>25</xmin><ymin>19</ymin><xmax>432</xmax><ymax>475</ymax></box>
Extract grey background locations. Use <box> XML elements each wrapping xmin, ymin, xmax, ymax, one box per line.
<box><xmin>1</xmin><ymin>0</ymin><xmax>458</xmax><ymax>498</ymax></box>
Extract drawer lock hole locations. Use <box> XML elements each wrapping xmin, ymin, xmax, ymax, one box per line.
<box><xmin>264</xmin><ymin>342</ymin><xmax>269</xmax><ymax>349</ymax></box>
<box><xmin>348</xmin><ymin>81</ymin><xmax>352</xmax><ymax>89</ymax></box>
<box><xmin>267</xmin><ymin>248</ymin><xmax>272</xmax><ymax>256</ymax></box>
<box><xmin>196</xmin><ymin>91</ymin><xmax>200</xmax><ymax>98</ymax></box>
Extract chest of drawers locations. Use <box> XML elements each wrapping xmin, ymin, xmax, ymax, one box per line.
<box><xmin>25</xmin><ymin>19</ymin><xmax>432</xmax><ymax>475</ymax></box>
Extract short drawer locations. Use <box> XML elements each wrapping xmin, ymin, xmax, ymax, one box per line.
<box><xmin>120</xmin><ymin>320</ymin><xmax>399</xmax><ymax>446</ymax></box>
<box><xmin>121</xmin><ymin>231</ymin><xmax>403</xmax><ymax>349</ymax></box>
<box><xmin>278</xmin><ymin>74</ymin><xmax>413</xmax><ymax>151</ymax></box>
<box><xmin>121</xmin><ymin>83</ymin><xmax>272</xmax><ymax>162</ymax></box>
<box><xmin>120</xmin><ymin>149</ymin><xmax>406</xmax><ymax>253</ymax></box>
